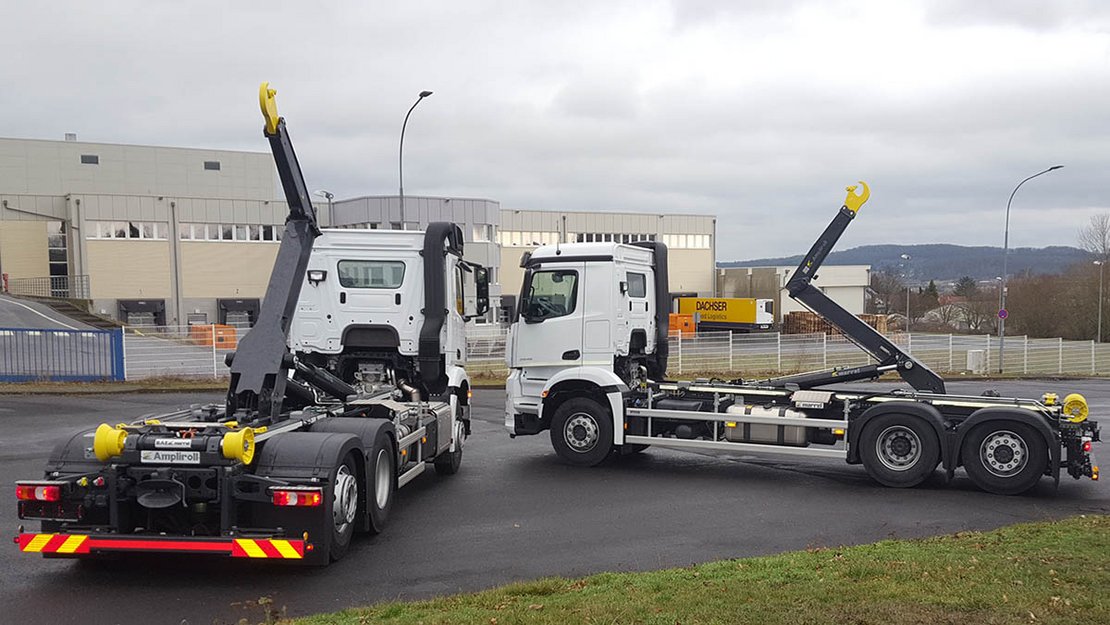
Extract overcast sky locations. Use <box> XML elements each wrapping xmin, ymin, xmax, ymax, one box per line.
<box><xmin>3</xmin><ymin>1</ymin><xmax>1109</xmax><ymax>259</ymax></box>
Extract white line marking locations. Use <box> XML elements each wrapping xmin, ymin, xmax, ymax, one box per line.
<box><xmin>0</xmin><ymin>296</ymin><xmax>80</xmax><ymax>330</ymax></box>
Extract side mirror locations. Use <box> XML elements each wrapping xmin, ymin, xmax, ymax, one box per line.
<box><xmin>619</xmin><ymin>281</ymin><xmax>628</xmax><ymax>294</ymax></box>
<box><xmin>475</xmin><ymin>266</ymin><xmax>490</xmax><ymax>316</ymax></box>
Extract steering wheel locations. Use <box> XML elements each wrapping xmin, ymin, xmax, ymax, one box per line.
<box><xmin>531</xmin><ymin>298</ymin><xmax>561</xmax><ymax>317</ymax></box>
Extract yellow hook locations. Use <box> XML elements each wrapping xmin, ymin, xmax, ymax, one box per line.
<box><xmin>259</xmin><ymin>82</ymin><xmax>280</xmax><ymax>136</ymax></box>
<box><xmin>843</xmin><ymin>181</ymin><xmax>870</xmax><ymax>213</ymax></box>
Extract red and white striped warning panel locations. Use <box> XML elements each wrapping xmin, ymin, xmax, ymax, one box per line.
<box><xmin>16</xmin><ymin>533</ymin><xmax>306</xmax><ymax>559</ymax></box>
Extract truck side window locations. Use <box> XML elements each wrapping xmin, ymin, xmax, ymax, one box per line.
<box><xmin>337</xmin><ymin>260</ymin><xmax>406</xmax><ymax>288</ymax></box>
<box><xmin>522</xmin><ymin>270</ymin><xmax>578</xmax><ymax>321</ymax></box>
<box><xmin>627</xmin><ymin>273</ymin><xmax>647</xmax><ymax>298</ymax></box>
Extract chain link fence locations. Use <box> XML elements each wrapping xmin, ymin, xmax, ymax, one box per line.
<box><xmin>116</xmin><ymin>324</ymin><xmax>1110</xmax><ymax>380</ymax></box>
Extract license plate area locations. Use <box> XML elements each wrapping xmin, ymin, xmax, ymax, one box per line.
<box><xmin>18</xmin><ymin>500</ymin><xmax>83</xmax><ymax>522</ymax></box>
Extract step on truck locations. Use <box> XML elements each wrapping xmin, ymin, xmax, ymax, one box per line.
<box><xmin>14</xmin><ymin>84</ymin><xmax>491</xmax><ymax>565</ymax></box>
<box><xmin>505</xmin><ymin>183</ymin><xmax>1100</xmax><ymax>495</ymax></box>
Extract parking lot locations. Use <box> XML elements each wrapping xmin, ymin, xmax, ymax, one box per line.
<box><xmin>1</xmin><ymin>381</ymin><xmax>1107</xmax><ymax>624</ymax></box>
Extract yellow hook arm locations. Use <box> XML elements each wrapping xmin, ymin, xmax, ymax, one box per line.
<box><xmin>843</xmin><ymin>181</ymin><xmax>870</xmax><ymax>213</ymax></box>
<box><xmin>259</xmin><ymin>82</ymin><xmax>280</xmax><ymax>136</ymax></box>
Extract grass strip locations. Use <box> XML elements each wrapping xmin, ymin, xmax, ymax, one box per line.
<box><xmin>290</xmin><ymin>515</ymin><xmax>1109</xmax><ymax>625</ymax></box>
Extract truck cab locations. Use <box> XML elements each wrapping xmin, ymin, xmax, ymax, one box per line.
<box><xmin>505</xmin><ymin>241</ymin><xmax>667</xmax><ymax>442</ymax></box>
<box><xmin>291</xmin><ymin>225</ymin><xmax>489</xmax><ymax>398</ymax></box>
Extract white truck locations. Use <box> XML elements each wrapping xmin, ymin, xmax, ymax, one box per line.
<box><xmin>15</xmin><ymin>84</ymin><xmax>490</xmax><ymax>565</ymax></box>
<box><xmin>505</xmin><ymin>183</ymin><xmax>1100</xmax><ymax>495</ymax></box>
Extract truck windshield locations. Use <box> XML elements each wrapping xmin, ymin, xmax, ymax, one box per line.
<box><xmin>337</xmin><ymin>260</ymin><xmax>406</xmax><ymax>288</ymax></box>
<box><xmin>522</xmin><ymin>269</ymin><xmax>578</xmax><ymax>321</ymax></box>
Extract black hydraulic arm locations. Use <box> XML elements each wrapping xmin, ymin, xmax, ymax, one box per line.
<box><xmin>783</xmin><ymin>183</ymin><xmax>947</xmax><ymax>394</ymax></box>
<box><xmin>226</xmin><ymin>84</ymin><xmax>323</xmax><ymax>421</ymax></box>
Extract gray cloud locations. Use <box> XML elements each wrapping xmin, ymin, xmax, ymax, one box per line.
<box><xmin>1</xmin><ymin>0</ymin><xmax>1106</xmax><ymax>260</ymax></box>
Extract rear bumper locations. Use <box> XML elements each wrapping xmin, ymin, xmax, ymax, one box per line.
<box><xmin>15</xmin><ymin>532</ymin><xmax>309</xmax><ymax>560</ymax></box>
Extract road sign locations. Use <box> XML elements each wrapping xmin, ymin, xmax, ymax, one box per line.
<box><xmin>998</xmin><ymin>309</ymin><xmax>1008</xmax><ymax>319</ymax></box>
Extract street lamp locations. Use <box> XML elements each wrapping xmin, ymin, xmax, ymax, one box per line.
<box><xmin>398</xmin><ymin>90</ymin><xmax>433</xmax><ymax>229</ymax></box>
<box><xmin>900</xmin><ymin>253</ymin><xmax>912</xmax><ymax>331</ymax></box>
<box><xmin>1096</xmin><ymin>261</ymin><xmax>1105</xmax><ymax>343</ymax></box>
<box><xmin>999</xmin><ymin>165</ymin><xmax>1064</xmax><ymax>373</ymax></box>
<box><xmin>313</xmin><ymin>189</ymin><xmax>334</xmax><ymax>227</ymax></box>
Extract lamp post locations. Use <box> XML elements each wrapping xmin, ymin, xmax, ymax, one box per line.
<box><xmin>999</xmin><ymin>165</ymin><xmax>1063</xmax><ymax>373</ymax></box>
<box><xmin>900</xmin><ymin>253</ymin><xmax>912</xmax><ymax>331</ymax></box>
<box><xmin>1096</xmin><ymin>260</ymin><xmax>1105</xmax><ymax>343</ymax></box>
<box><xmin>313</xmin><ymin>190</ymin><xmax>334</xmax><ymax>227</ymax></box>
<box><xmin>398</xmin><ymin>90</ymin><xmax>433</xmax><ymax>229</ymax></box>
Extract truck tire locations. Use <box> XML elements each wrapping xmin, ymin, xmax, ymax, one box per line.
<box><xmin>329</xmin><ymin>451</ymin><xmax>360</xmax><ymax>561</ymax></box>
<box><xmin>434</xmin><ymin>418</ymin><xmax>465</xmax><ymax>475</ymax></box>
<box><xmin>549</xmin><ymin>397</ymin><xmax>613</xmax><ymax>467</ymax></box>
<box><xmin>960</xmin><ymin>421</ymin><xmax>1047</xmax><ymax>495</ymax></box>
<box><xmin>366</xmin><ymin>429</ymin><xmax>396</xmax><ymax>534</ymax></box>
<box><xmin>859</xmin><ymin>414</ymin><xmax>940</xmax><ymax>488</ymax></box>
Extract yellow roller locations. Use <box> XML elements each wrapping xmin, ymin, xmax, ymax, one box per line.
<box><xmin>1063</xmin><ymin>393</ymin><xmax>1088</xmax><ymax>423</ymax></box>
<box><xmin>93</xmin><ymin>423</ymin><xmax>127</xmax><ymax>461</ymax></box>
<box><xmin>222</xmin><ymin>427</ymin><xmax>256</xmax><ymax>465</ymax></box>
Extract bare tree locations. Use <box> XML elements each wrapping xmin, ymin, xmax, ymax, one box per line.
<box><xmin>1078</xmin><ymin>214</ymin><xmax>1110</xmax><ymax>261</ymax></box>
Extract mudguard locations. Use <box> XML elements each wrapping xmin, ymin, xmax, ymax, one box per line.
<box><xmin>953</xmin><ymin>406</ymin><xmax>1061</xmax><ymax>486</ymax></box>
<box><xmin>540</xmin><ymin>367</ymin><xmax>630</xmax><ymax>445</ymax></box>
<box><xmin>848</xmin><ymin>401</ymin><xmax>948</xmax><ymax>468</ymax></box>
<box><xmin>254</xmin><ymin>431</ymin><xmax>362</xmax><ymax>481</ymax></box>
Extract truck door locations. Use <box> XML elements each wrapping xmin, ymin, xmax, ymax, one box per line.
<box><xmin>446</xmin><ymin>260</ymin><xmax>466</xmax><ymax>367</ymax></box>
<box><xmin>510</xmin><ymin>263</ymin><xmax>584</xmax><ymax>367</ymax></box>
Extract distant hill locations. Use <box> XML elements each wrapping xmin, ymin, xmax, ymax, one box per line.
<box><xmin>720</xmin><ymin>244</ymin><xmax>1092</xmax><ymax>283</ymax></box>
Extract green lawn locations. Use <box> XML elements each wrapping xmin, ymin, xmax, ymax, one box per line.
<box><xmin>290</xmin><ymin>515</ymin><xmax>1109</xmax><ymax>625</ymax></box>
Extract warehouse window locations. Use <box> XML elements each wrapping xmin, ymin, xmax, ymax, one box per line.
<box><xmin>88</xmin><ymin>221</ymin><xmax>168</xmax><ymax>240</ymax></box>
<box><xmin>203</xmin><ymin>161</ymin><xmax>221</xmax><ymax>171</ymax></box>
<box><xmin>337</xmin><ymin>260</ymin><xmax>406</xmax><ymax>288</ymax></box>
<box><xmin>80</xmin><ymin>154</ymin><xmax>99</xmax><ymax>165</ymax></box>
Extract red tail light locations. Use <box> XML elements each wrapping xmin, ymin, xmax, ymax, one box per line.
<box><xmin>16</xmin><ymin>483</ymin><xmax>61</xmax><ymax>502</ymax></box>
<box><xmin>271</xmin><ymin>488</ymin><xmax>323</xmax><ymax>507</ymax></box>
<box><xmin>1082</xmin><ymin>440</ymin><xmax>1092</xmax><ymax>453</ymax></box>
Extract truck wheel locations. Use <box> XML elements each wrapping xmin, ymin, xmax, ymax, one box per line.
<box><xmin>329</xmin><ymin>451</ymin><xmax>360</xmax><ymax>561</ymax></box>
<box><xmin>366</xmin><ymin>430</ymin><xmax>396</xmax><ymax>534</ymax></box>
<box><xmin>549</xmin><ymin>397</ymin><xmax>613</xmax><ymax>467</ymax></box>
<box><xmin>960</xmin><ymin>422</ymin><xmax>1047</xmax><ymax>495</ymax></box>
<box><xmin>434</xmin><ymin>418</ymin><xmax>465</xmax><ymax>476</ymax></box>
<box><xmin>859</xmin><ymin>414</ymin><xmax>940</xmax><ymax>488</ymax></box>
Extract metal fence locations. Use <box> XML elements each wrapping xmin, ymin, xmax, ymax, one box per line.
<box><xmin>6</xmin><ymin>275</ymin><xmax>91</xmax><ymax>299</ymax></box>
<box><xmin>0</xmin><ymin>327</ymin><xmax>124</xmax><ymax>382</ymax></box>
<box><xmin>112</xmin><ymin>325</ymin><xmax>1110</xmax><ymax>381</ymax></box>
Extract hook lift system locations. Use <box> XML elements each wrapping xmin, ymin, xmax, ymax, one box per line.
<box><xmin>505</xmin><ymin>183</ymin><xmax>1099</xmax><ymax>494</ymax></box>
<box><xmin>15</xmin><ymin>84</ymin><xmax>490</xmax><ymax>565</ymax></box>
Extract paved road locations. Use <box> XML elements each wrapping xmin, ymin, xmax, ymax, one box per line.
<box><xmin>1</xmin><ymin>381</ymin><xmax>1107</xmax><ymax>625</ymax></box>
<box><xmin>0</xmin><ymin>295</ymin><xmax>92</xmax><ymax>330</ymax></box>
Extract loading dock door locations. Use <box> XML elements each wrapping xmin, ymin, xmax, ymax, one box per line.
<box><xmin>118</xmin><ymin>299</ymin><xmax>166</xmax><ymax>327</ymax></box>
<box><xmin>218</xmin><ymin>298</ymin><xmax>260</xmax><ymax>327</ymax></box>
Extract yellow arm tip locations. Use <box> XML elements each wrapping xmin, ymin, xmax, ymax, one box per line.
<box><xmin>259</xmin><ymin>82</ymin><xmax>280</xmax><ymax>135</ymax></box>
<box><xmin>844</xmin><ymin>180</ymin><xmax>870</xmax><ymax>213</ymax></box>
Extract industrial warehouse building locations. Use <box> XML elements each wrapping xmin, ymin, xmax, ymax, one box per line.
<box><xmin>0</xmin><ymin>136</ymin><xmax>716</xmax><ymax>326</ymax></box>
<box><xmin>716</xmin><ymin>265</ymin><xmax>871</xmax><ymax>323</ymax></box>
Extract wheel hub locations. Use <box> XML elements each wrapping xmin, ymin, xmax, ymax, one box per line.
<box><xmin>876</xmin><ymin>425</ymin><xmax>921</xmax><ymax>472</ymax></box>
<box><xmin>564</xmin><ymin>413</ymin><xmax>599</xmax><ymax>452</ymax></box>
<box><xmin>333</xmin><ymin>464</ymin><xmax>359</xmax><ymax>533</ymax></box>
<box><xmin>980</xmin><ymin>430</ymin><xmax>1027</xmax><ymax>477</ymax></box>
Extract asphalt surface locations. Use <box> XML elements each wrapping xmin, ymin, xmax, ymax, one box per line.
<box><xmin>1</xmin><ymin>381</ymin><xmax>1107</xmax><ymax>625</ymax></box>
<box><xmin>0</xmin><ymin>295</ymin><xmax>92</xmax><ymax>330</ymax></box>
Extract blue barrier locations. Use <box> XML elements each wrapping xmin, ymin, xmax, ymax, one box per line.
<box><xmin>0</xmin><ymin>327</ymin><xmax>125</xmax><ymax>382</ymax></box>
